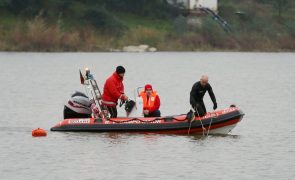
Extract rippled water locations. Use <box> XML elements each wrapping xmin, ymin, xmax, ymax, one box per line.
<box><xmin>0</xmin><ymin>52</ymin><xmax>294</xmax><ymax>180</ymax></box>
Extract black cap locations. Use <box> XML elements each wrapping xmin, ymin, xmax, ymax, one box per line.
<box><xmin>116</xmin><ymin>66</ymin><xmax>125</xmax><ymax>74</ymax></box>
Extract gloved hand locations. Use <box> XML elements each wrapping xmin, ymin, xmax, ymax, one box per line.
<box><xmin>92</xmin><ymin>106</ymin><xmax>99</xmax><ymax>114</ymax></box>
<box><xmin>213</xmin><ymin>102</ymin><xmax>217</xmax><ymax>110</ymax></box>
<box><xmin>121</xmin><ymin>94</ymin><xmax>128</xmax><ymax>101</ymax></box>
<box><xmin>143</xmin><ymin>110</ymin><xmax>149</xmax><ymax>115</ymax></box>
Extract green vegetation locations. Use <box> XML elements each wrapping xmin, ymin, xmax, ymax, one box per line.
<box><xmin>0</xmin><ymin>0</ymin><xmax>294</xmax><ymax>51</ymax></box>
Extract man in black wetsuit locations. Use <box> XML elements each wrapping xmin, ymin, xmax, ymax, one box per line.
<box><xmin>190</xmin><ymin>75</ymin><xmax>217</xmax><ymax>116</ymax></box>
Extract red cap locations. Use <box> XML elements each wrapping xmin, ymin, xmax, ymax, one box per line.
<box><xmin>145</xmin><ymin>84</ymin><xmax>153</xmax><ymax>91</ymax></box>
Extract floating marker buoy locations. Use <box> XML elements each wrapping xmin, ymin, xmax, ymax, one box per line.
<box><xmin>32</xmin><ymin>128</ymin><xmax>47</xmax><ymax>137</ymax></box>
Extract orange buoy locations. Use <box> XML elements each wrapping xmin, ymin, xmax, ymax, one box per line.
<box><xmin>32</xmin><ymin>128</ymin><xmax>47</xmax><ymax>137</ymax></box>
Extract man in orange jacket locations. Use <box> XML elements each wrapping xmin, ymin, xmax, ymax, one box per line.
<box><xmin>102</xmin><ymin>66</ymin><xmax>128</xmax><ymax>118</ymax></box>
<box><xmin>139</xmin><ymin>84</ymin><xmax>161</xmax><ymax>117</ymax></box>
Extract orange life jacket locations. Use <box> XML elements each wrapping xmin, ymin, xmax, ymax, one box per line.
<box><xmin>139</xmin><ymin>91</ymin><xmax>158</xmax><ymax>110</ymax></box>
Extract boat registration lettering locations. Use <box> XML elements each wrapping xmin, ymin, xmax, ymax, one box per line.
<box><xmin>202</xmin><ymin>113</ymin><xmax>216</xmax><ymax>119</ymax></box>
<box><xmin>69</xmin><ymin>119</ymin><xmax>90</xmax><ymax>124</ymax></box>
<box><xmin>222</xmin><ymin>107</ymin><xmax>236</xmax><ymax>114</ymax></box>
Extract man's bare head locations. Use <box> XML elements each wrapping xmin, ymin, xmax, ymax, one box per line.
<box><xmin>200</xmin><ymin>75</ymin><xmax>209</xmax><ymax>87</ymax></box>
<box><xmin>85</xmin><ymin>67</ymin><xmax>90</xmax><ymax>73</ymax></box>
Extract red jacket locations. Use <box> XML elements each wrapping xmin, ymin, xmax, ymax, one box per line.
<box><xmin>147</xmin><ymin>95</ymin><xmax>160</xmax><ymax>112</ymax></box>
<box><xmin>140</xmin><ymin>91</ymin><xmax>160</xmax><ymax>113</ymax></box>
<box><xmin>102</xmin><ymin>72</ymin><xmax>125</xmax><ymax>107</ymax></box>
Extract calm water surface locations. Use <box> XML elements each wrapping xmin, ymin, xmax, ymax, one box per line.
<box><xmin>0</xmin><ymin>52</ymin><xmax>294</xmax><ymax>180</ymax></box>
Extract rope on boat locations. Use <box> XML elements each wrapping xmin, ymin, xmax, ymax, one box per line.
<box><xmin>107</xmin><ymin>115</ymin><xmax>188</xmax><ymax>123</ymax></box>
<box><xmin>195</xmin><ymin>108</ymin><xmax>206</xmax><ymax>136</ymax></box>
<box><xmin>108</xmin><ymin>118</ymin><xmax>159</xmax><ymax>123</ymax></box>
<box><xmin>187</xmin><ymin>108</ymin><xmax>196</xmax><ymax>135</ymax></box>
<box><xmin>187</xmin><ymin>117</ymin><xmax>194</xmax><ymax>135</ymax></box>
<box><xmin>206</xmin><ymin>112</ymin><xmax>217</xmax><ymax>136</ymax></box>
<box><xmin>206</xmin><ymin>115</ymin><xmax>213</xmax><ymax>136</ymax></box>
<box><xmin>188</xmin><ymin>107</ymin><xmax>205</xmax><ymax>136</ymax></box>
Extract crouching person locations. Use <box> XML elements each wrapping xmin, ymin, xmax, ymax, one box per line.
<box><xmin>140</xmin><ymin>84</ymin><xmax>161</xmax><ymax>117</ymax></box>
<box><xmin>64</xmin><ymin>91</ymin><xmax>92</xmax><ymax>119</ymax></box>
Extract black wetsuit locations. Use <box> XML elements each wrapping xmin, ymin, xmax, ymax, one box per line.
<box><xmin>190</xmin><ymin>81</ymin><xmax>217</xmax><ymax>116</ymax></box>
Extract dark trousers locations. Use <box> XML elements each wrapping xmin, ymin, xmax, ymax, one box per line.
<box><xmin>107</xmin><ymin>106</ymin><xmax>118</xmax><ymax>118</ymax></box>
<box><xmin>194</xmin><ymin>100</ymin><xmax>206</xmax><ymax>117</ymax></box>
<box><xmin>144</xmin><ymin>109</ymin><xmax>161</xmax><ymax>117</ymax></box>
<box><xmin>63</xmin><ymin>106</ymin><xmax>91</xmax><ymax>119</ymax></box>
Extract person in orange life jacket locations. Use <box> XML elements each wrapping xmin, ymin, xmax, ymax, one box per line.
<box><xmin>102</xmin><ymin>66</ymin><xmax>128</xmax><ymax>118</ymax></box>
<box><xmin>139</xmin><ymin>84</ymin><xmax>161</xmax><ymax>117</ymax></box>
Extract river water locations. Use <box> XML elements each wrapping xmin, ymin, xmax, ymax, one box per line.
<box><xmin>0</xmin><ymin>52</ymin><xmax>294</xmax><ymax>180</ymax></box>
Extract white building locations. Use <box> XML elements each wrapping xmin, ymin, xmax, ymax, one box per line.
<box><xmin>168</xmin><ymin>0</ymin><xmax>218</xmax><ymax>12</ymax></box>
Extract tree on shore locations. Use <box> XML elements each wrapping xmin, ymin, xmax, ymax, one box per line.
<box><xmin>257</xmin><ymin>0</ymin><xmax>293</xmax><ymax>20</ymax></box>
<box><xmin>0</xmin><ymin>0</ymin><xmax>180</xmax><ymax>34</ymax></box>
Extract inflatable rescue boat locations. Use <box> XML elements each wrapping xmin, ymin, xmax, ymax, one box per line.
<box><xmin>51</xmin><ymin>106</ymin><xmax>244</xmax><ymax>134</ymax></box>
<box><xmin>50</xmin><ymin>69</ymin><xmax>244</xmax><ymax>135</ymax></box>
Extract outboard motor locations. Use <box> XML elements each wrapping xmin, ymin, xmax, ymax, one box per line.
<box><xmin>64</xmin><ymin>91</ymin><xmax>92</xmax><ymax>119</ymax></box>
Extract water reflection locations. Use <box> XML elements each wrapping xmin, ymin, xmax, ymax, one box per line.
<box><xmin>188</xmin><ymin>134</ymin><xmax>241</xmax><ymax>140</ymax></box>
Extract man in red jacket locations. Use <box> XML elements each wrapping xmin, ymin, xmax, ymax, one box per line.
<box><xmin>139</xmin><ymin>84</ymin><xmax>161</xmax><ymax>117</ymax></box>
<box><xmin>102</xmin><ymin>66</ymin><xmax>128</xmax><ymax>118</ymax></box>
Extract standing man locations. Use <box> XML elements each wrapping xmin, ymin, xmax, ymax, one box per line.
<box><xmin>190</xmin><ymin>75</ymin><xmax>217</xmax><ymax>116</ymax></box>
<box><xmin>102</xmin><ymin>66</ymin><xmax>128</xmax><ymax>118</ymax></box>
<box><xmin>139</xmin><ymin>84</ymin><xmax>161</xmax><ymax>117</ymax></box>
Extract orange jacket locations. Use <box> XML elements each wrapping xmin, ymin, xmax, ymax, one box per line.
<box><xmin>139</xmin><ymin>91</ymin><xmax>160</xmax><ymax>112</ymax></box>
